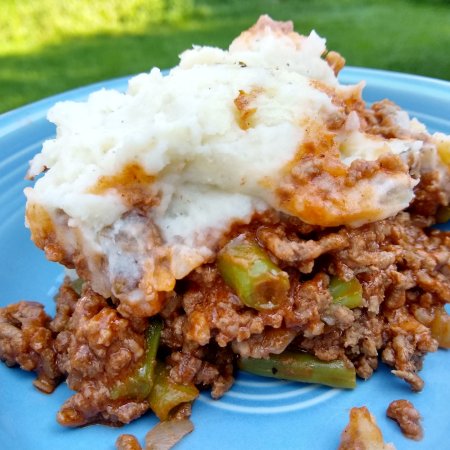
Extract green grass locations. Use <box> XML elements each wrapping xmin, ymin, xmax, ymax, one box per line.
<box><xmin>1</xmin><ymin>0</ymin><xmax>449</xmax><ymax>113</ymax></box>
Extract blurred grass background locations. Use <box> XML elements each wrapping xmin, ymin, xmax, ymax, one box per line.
<box><xmin>1</xmin><ymin>0</ymin><xmax>449</xmax><ymax>113</ymax></box>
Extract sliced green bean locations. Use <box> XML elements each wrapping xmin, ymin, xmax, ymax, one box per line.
<box><xmin>329</xmin><ymin>276</ymin><xmax>363</xmax><ymax>309</ymax></box>
<box><xmin>71</xmin><ymin>278</ymin><xmax>84</xmax><ymax>296</ymax></box>
<box><xmin>148</xmin><ymin>362</ymin><xmax>199</xmax><ymax>421</ymax></box>
<box><xmin>217</xmin><ymin>235</ymin><xmax>290</xmax><ymax>311</ymax></box>
<box><xmin>239</xmin><ymin>351</ymin><xmax>356</xmax><ymax>389</ymax></box>
<box><xmin>436</xmin><ymin>206</ymin><xmax>450</xmax><ymax>224</ymax></box>
<box><xmin>110</xmin><ymin>318</ymin><xmax>162</xmax><ymax>401</ymax></box>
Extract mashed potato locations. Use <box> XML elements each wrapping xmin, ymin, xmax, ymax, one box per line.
<box><xmin>24</xmin><ymin>16</ymin><xmax>449</xmax><ymax>317</ymax></box>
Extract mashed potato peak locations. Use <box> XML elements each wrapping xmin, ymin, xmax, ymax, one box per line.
<box><xmin>24</xmin><ymin>16</ymin><xmax>442</xmax><ymax>316</ymax></box>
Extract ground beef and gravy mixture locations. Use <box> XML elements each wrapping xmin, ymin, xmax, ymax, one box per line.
<box><xmin>1</xmin><ymin>15</ymin><xmax>449</xmax><ymax>448</ymax></box>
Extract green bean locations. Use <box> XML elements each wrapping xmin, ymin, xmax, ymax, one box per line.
<box><xmin>148</xmin><ymin>362</ymin><xmax>199</xmax><ymax>421</ymax></box>
<box><xmin>71</xmin><ymin>278</ymin><xmax>84</xmax><ymax>296</ymax></box>
<box><xmin>436</xmin><ymin>206</ymin><xmax>450</xmax><ymax>224</ymax></box>
<box><xmin>110</xmin><ymin>318</ymin><xmax>162</xmax><ymax>401</ymax></box>
<box><xmin>217</xmin><ymin>235</ymin><xmax>290</xmax><ymax>311</ymax></box>
<box><xmin>239</xmin><ymin>351</ymin><xmax>356</xmax><ymax>389</ymax></box>
<box><xmin>329</xmin><ymin>276</ymin><xmax>363</xmax><ymax>309</ymax></box>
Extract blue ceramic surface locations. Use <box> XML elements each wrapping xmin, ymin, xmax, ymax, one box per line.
<box><xmin>1</xmin><ymin>68</ymin><xmax>449</xmax><ymax>450</ymax></box>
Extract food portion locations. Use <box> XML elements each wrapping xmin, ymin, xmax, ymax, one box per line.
<box><xmin>338</xmin><ymin>406</ymin><xmax>396</xmax><ymax>450</ymax></box>
<box><xmin>23</xmin><ymin>15</ymin><xmax>450</xmax><ymax>318</ymax></box>
<box><xmin>387</xmin><ymin>399</ymin><xmax>423</xmax><ymax>441</ymax></box>
<box><xmin>1</xmin><ymin>13</ymin><xmax>450</xmax><ymax>447</ymax></box>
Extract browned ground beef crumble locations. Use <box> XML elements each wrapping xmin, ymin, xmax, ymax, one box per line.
<box><xmin>1</xmin><ymin>100</ymin><xmax>450</xmax><ymax>430</ymax></box>
<box><xmin>0</xmin><ymin>301</ymin><xmax>61</xmax><ymax>393</ymax></box>
<box><xmin>387</xmin><ymin>399</ymin><xmax>423</xmax><ymax>441</ymax></box>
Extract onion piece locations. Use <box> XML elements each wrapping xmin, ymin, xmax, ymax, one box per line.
<box><xmin>145</xmin><ymin>419</ymin><xmax>194</xmax><ymax>450</ymax></box>
<box><xmin>338</xmin><ymin>407</ymin><xmax>396</xmax><ymax>450</ymax></box>
<box><xmin>430</xmin><ymin>308</ymin><xmax>450</xmax><ymax>348</ymax></box>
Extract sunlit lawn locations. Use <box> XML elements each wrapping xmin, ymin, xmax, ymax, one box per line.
<box><xmin>1</xmin><ymin>0</ymin><xmax>449</xmax><ymax>113</ymax></box>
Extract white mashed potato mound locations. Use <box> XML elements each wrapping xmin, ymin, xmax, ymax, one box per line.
<box><xmin>24</xmin><ymin>16</ymin><xmax>448</xmax><ymax>316</ymax></box>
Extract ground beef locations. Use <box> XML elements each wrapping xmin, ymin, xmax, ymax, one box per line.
<box><xmin>180</xmin><ymin>266</ymin><xmax>268</xmax><ymax>347</ymax></box>
<box><xmin>161</xmin><ymin>211</ymin><xmax>446</xmax><ymax>393</ymax></box>
<box><xmin>362</xmin><ymin>99</ymin><xmax>450</xmax><ymax>220</ymax></box>
<box><xmin>50</xmin><ymin>280</ymin><xmax>79</xmax><ymax>333</ymax></box>
<box><xmin>257</xmin><ymin>225</ymin><xmax>349</xmax><ymax>269</ymax></box>
<box><xmin>164</xmin><ymin>340</ymin><xmax>235</xmax><ymax>399</ymax></box>
<box><xmin>0</xmin><ymin>301</ymin><xmax>61</xmax><ymax>393</ymax></box>
<box><xmin>1</xmin><ymin>205</ymin><xmax>449</xmax><ymax>427</ymax></box>
<box><xmin>0</xmin><ymin>279</ymin><xmax>155</xmax><ymax>427</ymax></box>
<box><xmin>410</xmin><ymin>171</ymin><xmax>449</xmax><ymax>217</ymax></box>
<box><xmin>55</xmin><ymin>288</ymin><xmax>150</xmax><ymax>426</ymax></box>
<box><xmin>387</xmin><ymin>399</ymin><xmax>423</xmax><ymax>440</ymax></box>
<box><xmin>362</xmin><ymin>99</ymin><xmax>427</xmax><ymax>141</ymax></box>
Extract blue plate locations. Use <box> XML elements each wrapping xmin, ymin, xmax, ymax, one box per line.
<box><xmin>1</xmin><ymin>68</ymin><xmax>449</xmax><ymax>450</ymax></box>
